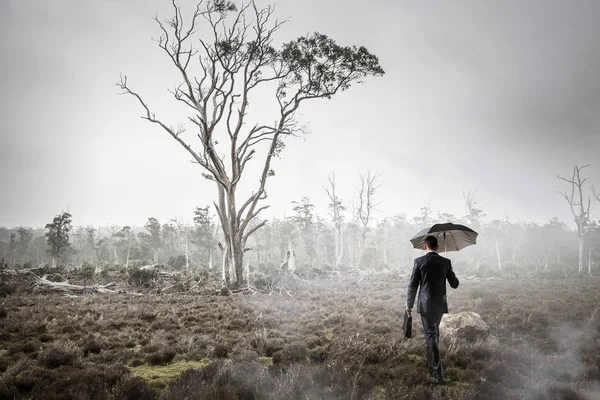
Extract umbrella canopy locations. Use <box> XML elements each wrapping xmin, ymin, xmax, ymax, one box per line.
<box><xmin>410</xmin><ymin>223</ymin><xmax>478</xmax><ymax>252</ymax></box>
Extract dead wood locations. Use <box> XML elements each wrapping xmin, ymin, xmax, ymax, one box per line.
<box><xmin>33</xmin><ymin>275</ymin><xmax>119</xmax><ymax>295</ymax></box>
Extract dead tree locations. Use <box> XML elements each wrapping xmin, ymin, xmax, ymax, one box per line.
<box><xmin>462</xmin><ymin>189</ymin><xmax>487</xmax><ymax>270</ymax></box>
<box><xmin>355</xmin><ymin>171</ymin><xmax>382</xmax><ymax>268</ymax></box>
<box><xmin>118</xmin><ymin>0</ymin><xmax>384</xmax><ymax>287</ymax></box>
<box><xmin>324</xmin><ymin>171</ymin><xmax>345</xmax><ymax>267</ymax></box>
<box><xmin>558</xmin><ymin>165</ymin><xmax>591</xmax><ymax>274</ymax></box>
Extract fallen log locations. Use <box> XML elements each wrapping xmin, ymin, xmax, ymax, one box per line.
<box><xmin>33</xmin><ymin>275</ymin><xmax>118</xmax><ymax>295</ymax></box>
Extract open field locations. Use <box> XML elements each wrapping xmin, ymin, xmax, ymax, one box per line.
<box><xmin>0</xmin><ymin>272</ymin><xmax>599</xmax><ymax>400</ymax></box>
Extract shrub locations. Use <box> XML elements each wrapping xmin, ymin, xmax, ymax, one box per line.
<box><xmin>232</xmin><ymin>349</ymin><xmax>259</xmax><ymax>363</ymax></box>
<box><xmin>273</xmin><ymin>343</ymin><xmax>307</xmax><ymax>365</ymax></box>
<box><xmin>167</xmin><ymin>255</ymin><xmax>187</xmax><ymax>270</ymax></box>
<box><xmin>37</xmin><ymin>346</ymin><xmax>78</xmax><ymax>369</ymax></box>
<box><xmin>129</xmin><ymin>268</ymin><xmax>158</xmax><ymax>288</ymax></box>
<box><xmin>82</xmin><ymin>338</ymin><xmax>103</xmax><ymax>356</ymax></box>
<box><xmin>77</xmin><ymin>262</ymin><xmax>95</xmax><ymax>284</ymax></box>
<box><xmin>212</xmin><ymin>344</ymin><xmax>230</xmax><ymax>358</ymax></box>
<box><xmin>146</xmin><ymin>348</ymin><xmax>176</xmax><ymax>366</ymax></box>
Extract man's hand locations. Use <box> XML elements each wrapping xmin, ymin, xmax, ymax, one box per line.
<box><xmin>405</xmin><ymin>307</ymin><xmax>411</xmax><ymax>312</ymax></box>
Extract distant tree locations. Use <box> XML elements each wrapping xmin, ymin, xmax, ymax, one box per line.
<box><xmin>71</xmin><ymin>226</ymin><xmax>88</xmax><ymax>267</ymax></box>
<box><xmin>324</xmin><ymin>172</ymin><xmax>346</xmax><ymax>266</ymax></box>
<box><xmin>139</xmin><ymin>217</ymin><xmax>162</xmax><ymax>263</ymax></box>
<box><xmin>114</xmin><ymin>226</ymin><xmax>135</xmax><ymax>268</ymax></box>
<box><xmin>170</xmin><ymin>218</ymin><xmax>192</xmax><ymax>270</ymax></box>
<box><xmin>269</xmin><ymin>218</ymin><xmax>294</xmax><ymax>263</ymax></box>
<box><xmin>314</xmin><ymin>215</ymin><xmax>334</xmax><ymax>265</ymax></box>
<box><xmin>588</xmin><ymin>220</ymin><xmax>599</xmax><ymax>274</ymax></box>
<box><xmin>118</xmin><ymin>0</ymin><xmax>384</xmax><ymax>286</ymax></box>
<box><xmin>252</xmin><ymin>218</ymin><xmax>271</xmax><ymax>265</ymax></box>
<box><xmin>45</xmin><ymin>211</ymin><xmax>73</xmax><ymax>267</ymax></box>
<box><xmin>541</xmin><ymin>217</ymin><xmax>573</xmax><ymax>271</ymax></box>
<box><xmin>192</xmin><ymin>206</ymin><xmax>217</xmax><ymax>270</ymax></box>
<box><xmin>558</xmin><ymin>165</ymin><xmax>592</xmax><ymax>274</ymax></box>
<box><xmin>355</xmin><ymin>171</ymin><xmax>382</xmax><ymax>267</ymax></box>
<box><xmin>16</xmin><ymin>227</ymin><xmax>33</xmax><ymax>265</ymax></box>
<box><xmin>462</xmin><ymin>189</ymin><xmax>486</xmax><ymax>229</ymax></box>
<box><xmin>161</xmin><ymin>222</ymin><xmax>177</xmax><ymax>251</ymax></box>
<box><xmin>436</xmin><ymin>212</ymin><xmax>456</xmax><ymax>224</ymax></box>
<box><xmin>291</xmin><ymin>197</ymin><xmax>317</xmax><ymax>265</ymax></box>
<box><xmin>486</xmin><ymin>219</ymin><xmax>505</xmax><ymax>271</ymax></box>
<box><xmin>85</xmin><ymin>227</ymin><xmax>98</xmax><ymax>263</ymax></box>
<box><xmin>413</xmin><ymin>197</ymin><xmax>433</xmax><ymax>227</ymax></box>
<box><xmin>8</xmin><ymin>233</ymin><xmax>16</xmax><ymax>266</ymax></box>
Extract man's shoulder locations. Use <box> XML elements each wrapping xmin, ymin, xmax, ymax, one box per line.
<box><xmin>420</xmin><ymin>252</ymin><xmax>451</xmax><ymax>263</ymax></box>
<box><xmin>436</xmin><ymin>253</ymin><xmax>451</xmax><ymax>263</ymax></box>
<box><xmin>415</xmin><ymin>254</ymin><xmax>428</xmax><ymax>263</ymax></box>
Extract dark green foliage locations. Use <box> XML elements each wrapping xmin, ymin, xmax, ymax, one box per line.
<box><xmin>129</xmin><ymin>267</ymin><xmax>158</xmax><ymax>287</ymax></box>
<box><xmin>44</xmin><ymin>212</ymin><xmax>72</xmax><ymax>262</ymax></box>
<box><xmin>280</xmin><ymin>33</ymin><xmax>384</xmax><ymax>99</ymax></box>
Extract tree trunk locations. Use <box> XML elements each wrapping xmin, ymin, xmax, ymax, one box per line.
<box><xmin>335</xmin><ymin>226</ymin><xmax>344</xmax><ymax>266</ymax></box>
<box><xmin>231</xmin><ymin>235</ymin><xmax>244</xmax><ymax>284</ymax></box>
<box><xmin>153</xmin><ymin>250</ymin><xmax>159</xmax><ymax>264</ymax></box>
<box><xmin>221</xmin><ymin>243</ymin><xmax>231</xmax><ymax>286</ymax></box>
<box><xmin>244</xmin><ymin>257</ymin><xmax>250</xmax><ymax>285</ymax></box>
<box><xmin>113</xmin><ymin>247</ymin><xmax>118</xmax><ymax>265</ymax></box>
<box><xmin>356</xmin><ymin>230</ymin><xmax>366</xmax><ymax>268</ymax></box>
<box><xmin>185</xmin><ymin>238</ymin><xmax>189</xmax><ymax>271</ymax></box>
<box><xmin>495</xmin><ymin>240</ymin><xmax>502</xmax><ymax>270</ymax></box>
<box><xmin>578</xmin><ymin>237</ymin><xmax>584</xmax><ymax>273</ymax></box>
<box><xmin>125</xmin><ymin>238</ymin><xmax>131</xmax><ymax>269</ymax></box>
<box><xmin>208</xmin><ymin>249</ymin><xmax>214</xmax><ymax>270</ymax></box>
<box><xmin>288</xmin><ymin>241</ymin><xmax>296</xmax><ymax>272</ymax></box>
<box><xmin>588</xmin><ymin>246</ymin><xmax>592</xmax><ymax>275</ymax></box>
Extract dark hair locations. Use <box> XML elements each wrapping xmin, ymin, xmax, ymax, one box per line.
<box><xmin>424</xmin><ymin>235</ymin><xmax>438</xmax><ymax>250</ymax></box>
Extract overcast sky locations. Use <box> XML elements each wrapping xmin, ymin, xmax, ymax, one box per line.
<box><xmin>1</xmin><ymin>0</ymin><xmax>599</xmax><ymax>229</ymax></box>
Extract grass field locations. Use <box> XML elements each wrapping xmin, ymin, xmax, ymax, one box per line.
<box><xmin>0</xmin><ymin>271</ymin><xmax>599</xmax><ymax>399</ymax></box>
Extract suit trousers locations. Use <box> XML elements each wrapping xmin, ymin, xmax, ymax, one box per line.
<box><xmin>420</xmin><ymin>313</ymin><xmax>444</xmax><ymax>379</ymax></box>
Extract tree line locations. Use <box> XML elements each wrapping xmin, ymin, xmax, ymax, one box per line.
<box><xmin>1</xmin><ymin>165</ymin><xmax>599</xmax><ymax>278</ymax></box>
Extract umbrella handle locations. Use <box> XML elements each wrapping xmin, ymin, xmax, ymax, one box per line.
<box><xmin>443</xmin><ymin>232</ymin><xmax>447</xmax><ymax>255</ymax></box>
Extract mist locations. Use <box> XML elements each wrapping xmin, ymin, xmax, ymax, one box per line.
<box><xmin>1</xmin><ymin>0</ymin><xmax>600</xmax><ymax>399</ymax></box>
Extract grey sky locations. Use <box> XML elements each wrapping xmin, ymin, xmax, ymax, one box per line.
<box><xmin>1</xmin><ymin>0</ymin><xmax>599</xmax><ymax>229</ymax></box>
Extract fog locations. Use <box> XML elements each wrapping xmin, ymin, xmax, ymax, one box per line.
<box><xmin>1</xmin><ymin>1</ymin><xmax>600</xmax><ymax>399</ymax></box>
<box><xmin>1</xmin><ymin>0</ymin><xmax>599</xmax><ymax>230</ymax></box>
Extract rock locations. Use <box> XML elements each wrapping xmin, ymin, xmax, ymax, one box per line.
<box><xmin>440</xmin><ymin>312</ymin><xmax>490</xmax><ymax>343</ymax></box>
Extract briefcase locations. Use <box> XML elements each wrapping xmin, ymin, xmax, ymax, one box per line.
<box><xmin>403</xmin><ymin>310</ymin><xmax>412</xmax><ymax>338</ymax></box>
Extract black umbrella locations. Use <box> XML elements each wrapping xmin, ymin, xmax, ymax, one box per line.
<box><xmin>410</xmin><ymin>223</ymin><xmax>478</xmax><ymax>252</ymax></box>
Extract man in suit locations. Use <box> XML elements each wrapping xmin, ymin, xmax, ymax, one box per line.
<box><xmin>406</xmin><ymin>235</ymin><xmax>459</xmax><ymax>384</ymax></box>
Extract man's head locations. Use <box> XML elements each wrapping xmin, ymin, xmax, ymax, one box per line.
<box><xmin>424</xmin><ymin>235</ymin><xmax>439</xmax><ymax>252</ymax></box>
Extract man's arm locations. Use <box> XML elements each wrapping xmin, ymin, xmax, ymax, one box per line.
<box><xmin>447</xmin><ymin>259</ymin><xmax>459</xmax><ymax>289</ymax></box>
<box><xmin>406</xmin><ymin>260</ymin><xmax>420</xmax><ymax>310</ymax></box>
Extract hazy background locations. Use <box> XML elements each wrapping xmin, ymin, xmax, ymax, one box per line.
<box><xmin>1</xmin><ymin>0</ymin><xmax>599</xmax><ymax>229</ymax></box>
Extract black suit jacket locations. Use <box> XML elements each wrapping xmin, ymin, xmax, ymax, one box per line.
<box><xmin>407</xmin><ymin>252</ymin><xmax>459</xmax><ymax>314</ymax></box>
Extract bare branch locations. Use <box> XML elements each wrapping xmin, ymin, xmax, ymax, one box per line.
<box><xmin>242</xmin><ymin>219</ymin><xmax>267</xmax><ymax>244</ymax></box>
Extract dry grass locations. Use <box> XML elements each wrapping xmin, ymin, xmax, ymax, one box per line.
<box><xmin>0</xmin><ymin>271</ymin><xmax>598</xmax><ymax>399</ymax></box>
